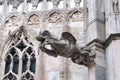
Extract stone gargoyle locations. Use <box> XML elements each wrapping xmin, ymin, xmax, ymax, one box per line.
<box><xmin>36</xmin><ymin>30</ymin><xmax>96</xmax><ymax>66</ymax></box>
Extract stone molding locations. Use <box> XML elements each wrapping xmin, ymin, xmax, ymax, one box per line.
<box><xmin>105</xmin><ymin>33</ymin><xmax>120</xmax><ymax>48</ymax></box>
<box><xmin>88</xmin><ymin>18</ymin><xmax>105</xmax><ymax>27</ymax></box>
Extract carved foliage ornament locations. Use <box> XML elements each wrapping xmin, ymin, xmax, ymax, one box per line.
<box><xmin>69</xmin><ymin>11</ymin><xmax>83</xmax><ymax>22</ymax></box>
<box><xmin>36</xmin><ymin>30</ymin><xmax>96</xmax><ymax>66</ymax></box>
<box><xmin>27</xmin><ymin>14</ymin><xmax>39</xmax><ymax>25</ymax></box>
<box><xmin>5</xmin><ymin>15</ymin><xmax>21</xmax><ymax>27</ymax></box>
<box><xmin>47</xmin><ymin>12</ymin><xmax>63</xmax><ymax>23</ymax></box>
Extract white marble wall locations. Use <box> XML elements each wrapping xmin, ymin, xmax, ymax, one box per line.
<box><xmin>106</xmin><ymin>39</ymin><xmax>120</xmax><ymax>80</ymax></box>
<box><xmin>87</xmin><ymin>0</ymin><xmax>105</xmax><ymax>42</ymax></box>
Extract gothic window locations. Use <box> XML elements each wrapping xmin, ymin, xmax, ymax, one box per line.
<box><xmin>3</xmin><ymin>28</ymin><xmax>36</xmax><ymax>80</ymax></box>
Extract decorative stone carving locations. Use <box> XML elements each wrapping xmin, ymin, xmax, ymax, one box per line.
<box><xmin>36</xmin><ymin>30</ymin><xmax>95</xmax><ymax>66</ymax></box>
<box><xmin>31</xmin><ymin>0</ymin><xmax>39</xmax><ymax>9</ymax></box>
<box><xmin>52</xmin><ymin>0</ymin><xmax>60</xmax><ymax>8</ymax></box>
<box><xmin>5</xmin><ymin>15</ymin><xmax>21</xmax><ymax>27</ymax></box>
<box><xmin>69</xmin><ymin>11</ymin><xmax>83</xmax><ymax>22</ymax></box>
<box><xmin>47</xmin><ymin>12</ymin><xmax>62</xmax><ymax>23</ymax></box>
<box><xmin>27</xmin><ymin>14</ymin><xmax>39</xmax><ymax>25</ymax></box>
<box><xmin>74</xmin><ymin>0</ymin><xmax>81</xmax><ymax>7</ymax></box>
<box><xmin>112</xmin><ymin>0</ymin><xmax>119</xmax><ymax>12</ymax></box>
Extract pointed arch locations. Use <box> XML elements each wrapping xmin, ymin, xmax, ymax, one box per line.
<box><xmin>24</xmin><ymin>12</ymin><xmax>41</xmax><ymax>26</ymax></box>
<box><xmin>1</xmin><ymin>26</ymin><xmax>39</xmax><ymax>79</ymax></box>
<box><xmin>45</xmin><ymin>10</ymin><xmax>65</xmax><ymax>23</ymax></box>
<box><xmin>4</xmin><ymin>14</ymin><xmax>22</xmax><ymax>27</ymax></box>
<box><xmin>68</xmin><ymin>9</ymin><xmax>84</xmax><ymax>22</ymax></box>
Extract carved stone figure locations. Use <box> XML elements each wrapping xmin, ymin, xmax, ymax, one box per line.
<box><xmin>36</xmin><ymin>30</ymin><xmax>95</xmax><ymax>66</ymax></box>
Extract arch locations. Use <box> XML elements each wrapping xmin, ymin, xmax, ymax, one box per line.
<box><xmin>68</xmin><ymin>9</ymin><xmax>84</xmax><ymax>22</ymax></box>
<box><xmin>3</xmin><ymin>72</ymin><xmax>17</xmax><ymax>80</ymax></box>
<box><xmin>1</xmin><ymin>26</ymin><xmax>39</xmax><ymax>79</ymax></box>
<box><xmin>4</xmin><ymin>14</ymin><xmax>22</xmax><ymax>27</ymax></box>
<box><xmin>45</xmin><ymin>10</ymin><xmax>65</xmax><ymax>23</ymax></box>
<box><xmin>24</xmin><ymin>12</ymin><xmax>41</xmax><ymax>26</ymax></box>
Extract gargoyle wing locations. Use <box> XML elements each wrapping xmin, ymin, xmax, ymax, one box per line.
<box><xmin>61</xmin><ymin>32</ymin><xmax>76</xmax><ymax>44</ymax></box>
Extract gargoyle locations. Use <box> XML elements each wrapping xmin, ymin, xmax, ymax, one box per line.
<box><xmin>36</xmin><ymin>30</ymin><xmax>95</xmax><ymax>66</ymax></box>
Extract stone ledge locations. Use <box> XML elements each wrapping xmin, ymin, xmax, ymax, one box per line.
<box><xmin>86</xmin><ymin>33</ymin><xmax>120</xmax><ymax>49</ymax></box>
<box><xmin>105</xmin><ymin>33</ymin><xmax>120</xmax><ymax>48</ymax></box>
<box><xmin>86</xmin><ymin>39</ymin><xmax>104</xmax><ymax>49</ymax></box>
<box><xmin>88</xmin><ymin>18</ymin><xmax>105</xmax><ymax>27</ymax></box>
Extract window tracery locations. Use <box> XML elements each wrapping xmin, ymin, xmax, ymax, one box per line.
<box><xmin>3</xmin><ymin>28</ymin><xmax>36</xmax><ymax>80</ymax></box>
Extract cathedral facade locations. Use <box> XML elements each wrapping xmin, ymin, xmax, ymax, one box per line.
<box><xmin>0</xmin><ymin>0</ymin><xmax>119</xmax><ymax>80</ymax></box>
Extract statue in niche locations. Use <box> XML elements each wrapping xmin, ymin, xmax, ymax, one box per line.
<box><xmin>74</xmin><ymin>0</ymin><xmax>81</xmax><ymax>7</ymax></box>
<box><xmin>12</xmin><ymin>0</ymin><xmax>20</xmax><ymax>9</ymax></box>
<box><xmin>27</xmin><ymin>14</ymin><xmax>39</xmax><ymax>25</ymax></box>
<box><xmin>36</xmin><ymin>30</ymin><xmax>95</xmax><ymax>66</ymax></box>
<box><xmin>112</xmin><ymin>0</ymin><xmax>119</xmax><ymax>12</ymax></box>
<box><xmin>47</xmin><ymin>12</ymin><xmax>62</xmax><ymax>23</ymax></box>
<box><xmin>52</xmin><ymin>0</ymin><xmax>60</xmax><ymax>8</ymax></box>
<box><xmin>70</xmin><ymin>11</ymin><xmax>83</xmax><ymax>22</ymax></box>
<box><xmin>5</xmin><ymin>16</ymin><xmax>20</xmax><ymax>27</ymax></box>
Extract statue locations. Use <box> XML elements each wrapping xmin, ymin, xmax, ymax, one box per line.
<box><xmin>112</xmin><ymin>0</ymin><xmax>119</xmax><ymax>12</ymax></box>
<box><xmin>36</xmin><ymin>30</ymin><xmax>95</xmax><ymax>66</ymax></box>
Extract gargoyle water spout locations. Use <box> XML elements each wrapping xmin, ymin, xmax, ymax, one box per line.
<box><xmin>36</xmin><ymin>30</ymin><xmax>95</xmax><ymax>66</ymax></box>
